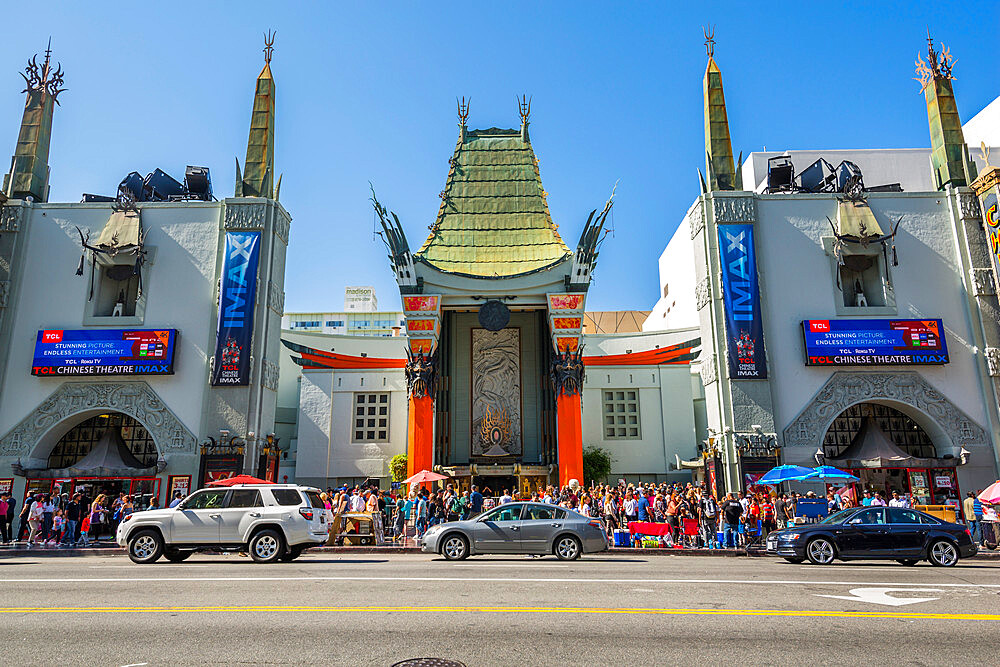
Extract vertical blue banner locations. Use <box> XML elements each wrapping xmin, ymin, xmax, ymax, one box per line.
<box><xmin>211</xmin><ymin>231</ymin><xmax>261</xmax><ymax>386</ymax></box>
<box><xmin>717</xmin><ymin>223</ymin><xmax>767</xmax><ymax>379</ymax></box>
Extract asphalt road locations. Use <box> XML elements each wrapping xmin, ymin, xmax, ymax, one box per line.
<box><xmin>1</xmin><ymin>551</ymin><xmax>999</xmax><ymax>666</ymax></box>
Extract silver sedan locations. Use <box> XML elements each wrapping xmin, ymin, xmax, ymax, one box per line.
<box><xmin>420</xmin><ymin>502</ymin><xmax>608</xmax><ymax>560</ymax></box>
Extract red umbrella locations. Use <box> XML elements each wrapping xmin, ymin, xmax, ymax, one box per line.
<box><xmin>978</xmin><ymin>481</ymin><xmax>1000</xmax><ymax>504</ymax></box>
<box><xmin>207</xmin><ymin>474</ymin><xmax>274</xmax><ymax>487</ymax></box>
<box><xmin>402</xmin><ymin>470</ymin><xmax>449</xmax><ymax>485</ymax></box>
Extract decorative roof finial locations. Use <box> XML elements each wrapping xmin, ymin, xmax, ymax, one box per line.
<box><xmin>518</xmin><ymin>94</ymin><xmax>531</xmax><ymax>125</ymax></box>
<box><xmin>20</xmin><ymin>37</ymin><xmax>65</xmax><ymax>105</ymax></box>
<box><xmin>914</xmin><ymin>29</ymin><xmax>955</xmax><ymax>89</ymax></box>
<box><xmin>457</xmin><ymin>96</ymin><xmax>470</xmax><ymax>125</ymax></box>
<box><xmin>703</xmin><ymin>24</ymin><xmax>715</xmax><ymax>58</ymax></box>
<box><xmin>263</xmin><ymin>30</ymin><xmax>276</xmax><ymax>64</ymax></box>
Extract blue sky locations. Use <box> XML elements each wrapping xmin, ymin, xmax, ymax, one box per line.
<box><xmin>2</xmin><ymin>1</ymin><xmax>996</xmax><ymax>312</ymax></box>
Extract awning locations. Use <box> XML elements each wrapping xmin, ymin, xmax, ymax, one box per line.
<box><xmin>673</xmin><ymin>454</ymin><xmax>704</xmax><ymax>470</ymax></box>
<box><xmin>96</xmin><ymin>211</ymin><xmax>142</xmax><ymax>251</ymax></box>
<box><xmin>826</xmin><ymin>416</ymin><xmax>962</xmax><ymax>469</ymax></box>
<box><xmin>13</xmin><ymin>425</ymin><xmax>165</xmax><ymax>478</ymax></box>
<box><xmin>836</xmin><ymin>200</ymin><xmax>884</xmax><ymax>242</ymax></box>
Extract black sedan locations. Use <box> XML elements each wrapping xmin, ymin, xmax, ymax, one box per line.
<box><xmin>766</xmin><ymin>506</ymin><xmax>977</xmax><ymax>567</ymax></box>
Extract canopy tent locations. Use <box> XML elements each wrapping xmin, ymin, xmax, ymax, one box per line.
<box><xmin>826</xmin><ymin>416</ymin><xmax>962</xmax><ymax>469</ymax></box>
<box><xmin>803</xmin><ymin>466</ymin><xmax>859</xmax><ymax>482</ymax></box>
<box><xmin>402</xmin><ymin>470</ymin><xmax>449</xmax><ymax>485</ymax></box>
<box><xmin>978</xmin><ymin>481</ymin><xmax>1000</xmax><ymax>505</ymax></box>
<box><xmin>12</xmin><ymin>425</ymin><xmax>165</xmax><ymax>479</ymax></box>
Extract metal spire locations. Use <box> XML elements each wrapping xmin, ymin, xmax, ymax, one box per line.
<box><xmin>263</xmin><ymin>30</ymin><xmax>275</xmax><ymax>64</ymax></box>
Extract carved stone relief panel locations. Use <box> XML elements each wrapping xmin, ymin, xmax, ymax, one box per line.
<box><xmin>472</xmin><ymin>328</ymin><xmax>522</xmax><ymax>457</ymax></box>
<box><xmin>273</xmin><ymin>209</ymin><xmax>291</xmax><ymax>245</ymax></box>
<box><xmin>688</xmin><ymin>204</ymin><xmax>705</xmax><ymax>240</ymax></box>
<box><xmin>262</xmin><ymin>359</ymin><xmax>280</xmax><ymax>391</ymax></box>
<box><xmin>959</xmin><ymin>192</ymin><xmax>982</xmax><ymax>221</ymax></box>
<box><xmin>695</xmin><ymin>276</ymin><xmax>711</xmax><ymax>311</ymax></box>
<box><xmin>971</xmin><ymin>268</ymin><xmax>997</xmax><ymax>296</ymax></box>
<box><xmin>782</xmin><ymin>372</ymin><xmax>987</xmax><ymax>449</ymax></box>
<box><xmin>224</xmin><ymin>203</ymin><xmax>266</xmax><ymax>231</ymax></box>
<box><xmin>713</xmin><ymin>196</ymin><xmax>755</xmax><ymax>223</ymax></box>
<box><xmin>0</xmin><ymin>280</ymin><xmax>8</xmax><ymax>308</ymax></box>
<box><xmin>986</xmin><ymin>348</ymin><xmax>1000</xmax><ymax>378</ymax></box>
<box><xmin>268</xmin><ymin>280</ymin><xmax>285</xmax><ymax>314</ymax></box>
<box><xmin>699</xmin><ymin>354</ymin><xmax>717</xmax><ymax>386</ymax></box>
<box><xmin>0</xmin><ymin>205</ymin><xmax>21</xmax><ymax>232</ymax></box>
<box><xmin>0</xmin><ymin>381</ymin><xmax>198</xmax><ymax>457</ymax></box>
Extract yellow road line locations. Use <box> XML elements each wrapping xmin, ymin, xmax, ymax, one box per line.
<box><xmin>0</xmin><ymin>606</ymin><xmax>998</xmax><ymax>621</ymax></box>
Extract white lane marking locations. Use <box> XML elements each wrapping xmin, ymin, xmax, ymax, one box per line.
<box><xmin>450</xmin><ymin>563</ymin><xmax>569</xmax><ymax>570</ymax></box>
<box><xmin>0</xmin><ymin>575</ymin><xmax>998</xmax><ymax>588</ymax></box>
<box><xmin>816</xmin><ymin>587</ymin><xmax>944</xmax><ymax>607</ymax></box>
<box><xmin>90</xmin><ymin>565</ymin><xmax>217</xmax><ymax>569</ymax></box>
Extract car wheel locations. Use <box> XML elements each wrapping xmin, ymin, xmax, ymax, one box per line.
<box><xmin>783</xmin><ymin>557</ymin><xmax>805</xmax><ymax>564</ymax></box>
<box><xmin>279</xmin><ymin>545</ymin><xmax>305</xmax><ymax>562</ymax></box>
<box><xmin>163</xmin><ymin>549</ymin><xmax>193</xmax><ymax>563</ymax></box>
<box><xmin>928</xmin><ymin>539</ymin><xmax>958</xmax><ymax>567</ymax></box>
<box><xmin>896</xmin><ymin>559</ymin><xmax>919</xmax><ymax>566</ymax></box>
<box><xmin>249</xmin><ymin>529</ymin><xmax>284</xmax><ymax>564</ymax></box>
<box><xmin>805</xmin><ymin>538</ymin><xmax>836</xmax><ymax>565</ymax></box>
<box><xmin>554</xmin><ymin>535</ymin><xmax>582</xmax><ymax>561</ymax></box>
<box><xmin>128</xmin><ymin>529</ymin><xmax>164</xmax><ymax>564</ymax></box>
<box><xmin>441</xmin><ymin>534</ymin><xmax>469</xmax><ymax>560</ymax></box>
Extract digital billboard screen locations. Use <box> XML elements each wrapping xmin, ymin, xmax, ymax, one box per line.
<box><xmin>31</xmin><ymin>329</ymin><xmax>177</xmax><ymax>376</ymax></box>
<box><xmin>802</xmin><ymin>319</ymin><xmax>948</xmax><ymax>366</ymax></box>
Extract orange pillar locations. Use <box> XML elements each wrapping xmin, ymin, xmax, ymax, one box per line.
<box><xmin>407</xmin><ymin>394</ymin><xmax>434</xmax><ymax>478</ymax></box>
<box><xmin>556</xmin><ymin>392</ymin><xmax>584</xmax><ymax>487</ymax></box>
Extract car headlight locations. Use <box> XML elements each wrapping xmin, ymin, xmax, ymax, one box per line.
<box><xmin>784</xmin><ymin>533</ymin><xmax>801</xmax><ymax>540</ymax></box>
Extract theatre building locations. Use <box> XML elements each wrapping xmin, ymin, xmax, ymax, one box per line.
<box><xmin>282</xmin><ymin>104</ymin><xmax>706</xmax><ymax>492</ymax></box>
<box><xmin>0</xmin><ymin>42</ymin><xmax>290</xmax><ymax>506</ymax></box>
<box><xmin>646</xmin><ymin>34</ymin><xmax>1000</xmax><ymax>501</ymax></box>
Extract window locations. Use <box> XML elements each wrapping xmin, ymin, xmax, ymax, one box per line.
<box><xmin>271</xmin><ymin>489</ymin><xmax>303</xmax><ymax>506</ymax></box>
<box><xmin>293</xmin><ymin>320</ymin><xmax>321</xmax><ymax>329</ymax></box>
<box><xmin>824</xmin><ymin>403</ymin><xmax>936</xmax><ymax>460</ymax></box>
<box><xmin>482</xmin><ymin>505</ymin><xmax>521</xmax><ymax>522</ymax></box>
<box><xmin>227</xmin><ymin>490</ymin><xmax>263</xmax><ymax>508</ymax></box>
<box><xmin>184</xmin><ymin>490</ymin><xmax>228</xmax><ymax>510</ymax></box>
<box><xmin>602</xmin><ymin>390</ymin><xmax>641</xmax><ymax>439</ymax></box>
<box><xmin>887</xmin><ymin>508</ymin><xmax>922</xmax><ymax>525</ymax></box>
<box><xmin>305</xmin><ymin>491</ymin><xmax>326</xmax><ymax>509</ymax></box>
<box><xmin>662</xmin><ymin>283</ymin><xmax>669</xmax><ymax>298</ymax></box>
<box><xmin>523</xmin><ymin>505</ymin><xmax>565</xmax><ymax>520</ymax></box>
<box><xmin>850</xmin><ymin>508</ymin><xmax>885</xmax><ymax>525</ymax></box>
<box><xmin>48</xmin><ymin>413</ymin><xmax>158</xmax><ymax>468</ymax></box>
<box><xmin>353</xmin><ymin>392</ymin><xmax>390</xmax><ymax>442</ymax></box>
<box><xmin>326</xmin><ymin>320</ymin><xmax>344</xmax><ymax>327</ymax></box>
<box><xmin>824</xmin><ymin>237</ymin><xmax>897</xmax><ymax>316</ymax></box>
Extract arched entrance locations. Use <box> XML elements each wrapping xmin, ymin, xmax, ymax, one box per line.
<box><xmin>16</xmin><ymin>408</ymin><xmax>169</xmax><ymax>511</ymax></box>
<box><xmin>821</xmin><ymin>402</ymin><xmax>961</xmax><ymax>505</ymax></box>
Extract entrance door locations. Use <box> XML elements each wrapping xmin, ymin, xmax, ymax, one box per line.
<box><xmin>170</xmin><ymin>489</ymin><xmax>228</xmax><ymax>543</ymax></box>
<box><xmin>467</xmin><ymin>504</ymin><xmax>522</xmax><ymax>553</ymax></box>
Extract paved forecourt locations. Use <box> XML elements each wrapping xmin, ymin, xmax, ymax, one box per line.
<box><xmin>2</xmin><ymin>553</ymin><xmax>999</xmax><ymax>665</ymax></box>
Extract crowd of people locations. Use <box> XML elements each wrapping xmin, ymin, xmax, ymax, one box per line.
<box><xmin>0</xmin><ymin>490</ymin><xmax>156</xmax><ymax>547</ymax></box>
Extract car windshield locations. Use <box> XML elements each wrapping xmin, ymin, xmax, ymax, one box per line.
<box><xmin>819</xmin><ymin>508</ymin><xmax>857</xmax><ymax>525</ymax></box>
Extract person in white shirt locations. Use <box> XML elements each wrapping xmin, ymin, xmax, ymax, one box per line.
<box><xmin>349</xmin><ymin>489</ymin><xmax>365</xmax><ymax>513</ymax></box>
<box><xmin>499</xmin><ymin>490</ymin><xmax>512</xmax><ymax>505</ymax></box>
<box><xmin>888</xmin><ymin>491</ymin><xmax>909</xmax><ymax>508</ymax></box>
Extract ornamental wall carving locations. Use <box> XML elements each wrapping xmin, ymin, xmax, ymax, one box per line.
<box><xmin>0</xmin><ymin>382</ymin><xmax>198</xmax><ymax>457</ymax></box>
<box><xmin>782</xmin><ymin>372</ymin><xmax>987</xmax><ymax>449</ymax></box>
<box><xmin>699</xmin><ymin>354</ymin><xmax>717</xmax><ymax>386</ymax></box>
<box><xmin>0</xmin><ymin>280</ymin><xmax>8</xmax><ymax>308</ymax></box>
<box><xmin>224</xmin><ymin>203</ymin><xmax>266</xmax><ymax>231</ymax></box>
<box><xmin>959</xmin><ymin>192</ymin><xmax>982</xmax><ymax>221</ymax></box>
<box><xmin>695</xmin><ymin>276</ymin><xmax>711</xmax><ymax>310</ymax></box>
<box><xmin>985</xmin><ymin>348</ymin><xmax>1000</xmax><ymax>378</ymax></box>
<box><xmin>267</xmin><ymin>280</ymin><xmax>285</xmax><ymax>314</ymax></box>
<box><xmin>273</xmin><ymin>209</ymin><xmax>291</xmax><ymax>245</ymax></box>
<box><xmin>262</xmin><ymin>359</ymin><xmax>280</xmax><ymax>391</ymax></box>
<box><xmin>971</xmin><ymin>268</ymin><xmax>997</xmax><ymax>296</ymax></box>
<box><xmin>713</xmin><ymin>196</ymin><xmax>755</xmax><ymax>223</ymax></box>
<box><xmin>688</xmin><ymin>205</ymin><xmax>705</xmax><ymax>240</ymax></box>
<box><xmin>0</xmin><ymin>205</ymin><xmax>22</xmax><ymax>232</ymax></box>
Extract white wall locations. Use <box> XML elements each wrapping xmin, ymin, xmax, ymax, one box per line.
<box><xmin>644</xmin><ymin>217</ymin><xmax>698</xmax><ymax>331</ymax></box>
<box><xmin>0</xmin><ymin>202</ymin><xmax>222</xmax><ymax>442</ymax></box>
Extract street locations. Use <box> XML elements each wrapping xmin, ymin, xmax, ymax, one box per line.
<box><xmin>1</xmin><ymin>553</ymin><xmax>999</xmax><ymax>665</ymax></box>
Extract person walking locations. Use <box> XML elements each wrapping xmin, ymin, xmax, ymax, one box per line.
<box><xmin>27</xmin><ymin>495</ymin><xmax>45</xmax><ymax>546</ymax></box>
<box><xmin>62</xmin><ymin>494</ymin><xmax>81</xmax><ymax>546</ymax></box>
<box><xmin>964</xmin><ymin>492</ymin><xmax>983</xmax><ymax>545</ymax></box>
<box><xmin>469</xmin><ymin>486</ymin><xmax>484</xmax><ymax>517</ymax></box>
<box><xmin>0</xmin><ymin>492</ymin><xmax>14</xmax><ymax>544</ymax></box>
<box><xmin>16</xmin><ymin>495</ymin><xmax>34</xmax><ymax>543</ymax></box>
<box><xmin>699</xmin><ymin>491</ymin><xmax>719</xmax><ymax>549</ymax></box>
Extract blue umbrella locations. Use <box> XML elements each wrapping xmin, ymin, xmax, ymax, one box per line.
<box><xmin>756</xmin><ymin>465</ymin><xmax>814</xmax><ymax>485</ymax></box>
<box><xmin>803</xmin><ymin>466</ymin><xmax>859</xmax><ymax>482</ymax></box>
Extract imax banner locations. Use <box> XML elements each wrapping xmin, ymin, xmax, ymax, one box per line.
<box><xmin>717</xmin><ymin>223</ymin><xmax>767</xmax><ymax>379</ymax></box>
<box><xmin>211</xmin><ymin>231</ymin><xmax>261</xmax><ymax>386</ymax></box>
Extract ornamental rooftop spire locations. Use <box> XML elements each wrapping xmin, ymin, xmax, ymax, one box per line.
<box><xmin>916</xmin><ymin>30</ymin><xmax>977</xmax><ymax>189</ymax></box>
<box><xmin>3</xmin><ymin>38</ymin><xmax>65</xmax><ymax>202</ymax></box>
<box><xmin>414</xmin><ymin>107</ymin><xmax>570</xmax><ymax>278</ymax></box>
<box><xmin>703</xmin><ymin>25</ymin><xmax>739</xmax><ymax>192</ymax></box>
<box><xmin>236</xmin><ymin>30</ymin><xmax>279</xmax><ymax>199</ymax></box>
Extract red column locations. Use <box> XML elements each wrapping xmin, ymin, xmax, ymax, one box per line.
<box><xmin>407</xmin><ymin>394</ymin><xmax>434</xmax><ymax>478</ymax></box>
<box><xmin>556</xmin><ymin>392</ymin><xmax>583</xmax><ymax>487</ymax></box>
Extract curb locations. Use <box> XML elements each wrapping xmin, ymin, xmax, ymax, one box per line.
<box><xmin>4</xmin><ymin>544</ymin><xmax>1000</xmax><ymax>559</ymax></box>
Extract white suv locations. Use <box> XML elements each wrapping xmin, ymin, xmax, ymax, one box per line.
<box><xmin>117</xmin><ymin>484</ymin><xmax>333</xmax><ymax>564</ymax></box>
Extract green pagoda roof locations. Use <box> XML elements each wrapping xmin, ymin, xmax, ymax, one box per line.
<box><xmin>415</xmin><ymin>127</ymin><xmax>571</xmax><ymax>278</ymax></box>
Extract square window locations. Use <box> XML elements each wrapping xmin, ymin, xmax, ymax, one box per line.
<box><xmin>355</xmin><ymin>431</ymin><xmax>363</xmax><ymax>439</ymax></box>
<box><xmin>368</xmin><ymin>407</ymin><xmax>376</xmax><ymax>415</ymax></box>
<box><xmin>379</xmin><ymin>407</ymin><xmax>388</xmax><ymax>416</ymax></box>
<box><xmin>368</xmin><ymin>419</ymin><xmax>376</xmax><ymax>428</ymax></box>
<box><xmin>378</xmin><ymin>430</ymin><xmax>386</xmax><ymax>439</ymax></box>
<box><xmin>356</xmin><ymin>407</ymin><xmax>364</xmax><ymax>416</ymax></box>
<box><xmin>367</xmin><ymin>431</ymin><xmax>375</xmax><ymax>439</ymax></box>
<box><xmin>355</xmin><ymin>419</ymin><xmax>363</xmax><ymax>428</ymax></box>
<box><xmin>378</xmin><ymin>419</ymin><xmax>387</xmax><ymax>428</ymax></box>
<box><xmin>353</xmin><ymin>392</ymin><xmax>390</xmax><ymax>443</ymax></box>
<box><xmin>602</xmin><ymin>388</ymin><xmax>640</xmax><ymax>440</ymax></box>
<box><xmin>357</xmin><ymin>395</ymin><xmax>366</xmax><ymax>403</ymax></box>
<box><xmin>379</xmin><ymin>395</ymin><xmax>388</xmax><ymax>403</ymax></box>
